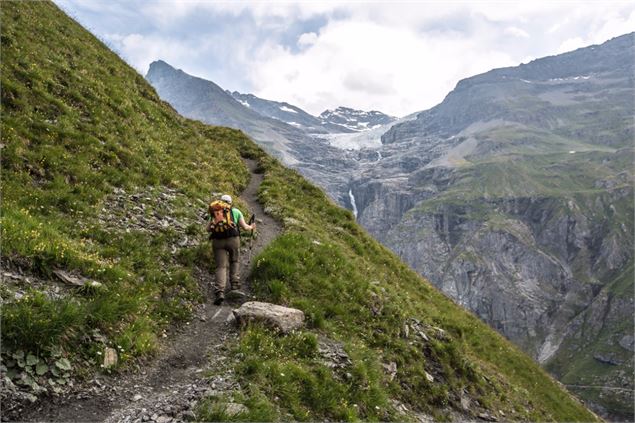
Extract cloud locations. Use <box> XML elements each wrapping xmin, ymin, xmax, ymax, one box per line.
<box><xmin>343</xmin><ymin>71</ymin><xmax>393</xmax><ymax>96</ymax></box>
<box><xmin>53</xmin><ymin>0</ymin><xmax>635</xmax><ymax>117</ymax></box>
<box><xmin>557</xmin><ymin>37</ymin><xmax>587</xmax><ymax>54</ymax></box>
<box><xmin>298</xmin><ymin>32</ymin><xmax>318</xmax><ymax>47</ymax></box>
<box><xmin>103</xmin><ymin>33</ymin><xmax>183</xmax><ymax>73</ymax></box>
<box><xmin>505</xmin><ymin>26</ymin><xmax>530</xmax><ymax>38</ymax></box>
<box><xmin>246</xmin><ymin>18</ymin><xmax>522</xmax><ymax>116</ymax></box>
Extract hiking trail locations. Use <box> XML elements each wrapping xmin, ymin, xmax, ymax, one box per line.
<box><xmin>17</xmin><ymin>159</ymin><xmax>282</xmax><ymax>423</ymax></box>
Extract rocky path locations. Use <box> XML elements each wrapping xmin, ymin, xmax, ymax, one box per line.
<box><xmin>17</xmin><ymin>159</ymin><xmax>282</xmax><ymax>423</ymax></box>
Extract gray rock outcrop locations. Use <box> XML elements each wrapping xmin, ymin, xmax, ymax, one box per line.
<box><xmin>233</xmin><ymin>302</ymin><xmax>304</xmax><ymax>333</ymax></box>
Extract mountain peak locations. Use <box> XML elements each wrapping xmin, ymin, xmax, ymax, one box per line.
<box><xmin>146</xmin><ymin>60</ymin><xmax>187</xmax><ymax>80</ymax></box>
<box><xmin>319</xmin><ymin>106</ymin><xmax>395</xmax><ymax>132</ymax></box>
<box><xmin>148</xmin><ymin>59</ymin><xmax>175</xmax><ymax>71</ymax></box>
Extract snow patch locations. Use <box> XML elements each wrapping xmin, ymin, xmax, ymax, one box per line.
<box><xmin>279</xmin><ymin>105</ymin><xmax>297</xmax><ymax>113</ymax></box>
<box><xmin>237</xmin><ymin>99</ymin><xmax>250</xmax><ymax>108</ymax></box>
<box><xmin>319</xmin><ymin>131</ymin><xmax>382</xmax><ymax>150</ymax></box>
<box><xmin>548</xmin><ymin>75</ymin><xmax>591</xmax><ymax>82</ymax></box>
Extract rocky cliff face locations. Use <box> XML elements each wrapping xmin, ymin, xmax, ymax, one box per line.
<box><xmin>380</xmin><ymin>187</ymin><xmax>633</xmax><ymax>356</ymax></box>
<box><xmin>350</xmin><ymin>33</ymin><xmax>634</xmax><ymax>421</ymax></box>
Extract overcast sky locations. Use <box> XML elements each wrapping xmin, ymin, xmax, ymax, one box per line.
<box><xmin>54</xmin><ymin>1</ymin><xmax>635</xmax><ymax>117</ymax></box>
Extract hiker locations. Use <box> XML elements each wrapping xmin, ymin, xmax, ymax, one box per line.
<box><xmin>207</xmin><ymin>194</ymin><xmax>256</xmax><ymax>305</ymax></box>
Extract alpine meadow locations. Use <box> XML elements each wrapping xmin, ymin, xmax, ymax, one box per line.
<box><xmin>0</xmin><ymin>2</ymin><xmax>606</xmax><ymax>422</ymax></box>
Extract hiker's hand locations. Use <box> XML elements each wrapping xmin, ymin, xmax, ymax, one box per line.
<box><xmin>250</xmin><ymin>223</ymin><xmax>256</xmax><ymax>231</ymax></box>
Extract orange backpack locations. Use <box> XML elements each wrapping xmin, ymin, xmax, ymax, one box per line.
<box><xmin>208</xmin><ymin>200</ymin><xmax>239</xmax><ymax>239</ymax></box>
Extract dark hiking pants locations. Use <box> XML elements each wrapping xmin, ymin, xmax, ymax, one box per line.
<box><xmin>212</xmin><ymin>236</ymin><xmax>241</xmax><ymax>296</ymax></box>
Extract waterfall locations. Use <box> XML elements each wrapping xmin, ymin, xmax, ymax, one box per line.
<box><xmin>348</xmin><ymin>189</ymin><xmax>358</xmax><ymax>219</ymax></box>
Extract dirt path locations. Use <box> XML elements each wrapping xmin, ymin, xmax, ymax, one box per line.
<box><xmin>17</xmin><ymin>159</ymin><xmax>282</xmax><ymax>423</ymax></box>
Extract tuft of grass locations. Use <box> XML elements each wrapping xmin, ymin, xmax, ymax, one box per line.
<box><xmin>234</xmin><ymin>324</ymin><xmax>388</xmax><ymax>421</ymax></box>
<box><xmin>2</xmin><ymin>291</ymin><xmax>84</xmax><ymax>353</ymax></box>
<box><xmin>196</xmin><ymin>390</ymin><xmax>280</xmax><ymax>422</ymax></box>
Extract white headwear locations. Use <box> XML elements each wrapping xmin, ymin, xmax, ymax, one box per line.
<box><xmin>221</xmin><ymin>194</ymin><xmax>233</xmax><ymax>204</ymax></box>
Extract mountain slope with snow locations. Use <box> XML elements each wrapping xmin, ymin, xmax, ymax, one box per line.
<box><xmin>319</xmin><ymin>106</ymin><xmax>396</xmax><ymax>132</ymax></box>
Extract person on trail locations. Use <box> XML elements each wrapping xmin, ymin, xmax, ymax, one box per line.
<box><xmin>207</xmin><ymin>194</ymin><xmax>256</xmax><ymax>305</ymax></box>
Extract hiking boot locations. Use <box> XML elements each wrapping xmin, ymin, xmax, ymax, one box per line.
<box><xmin>213</xmin><ymin>293</ymin><xmax>224</xmax><ymax>305</ymax></box>
<box><xmin>227</xmin><ymin>289</ymin><xmax>246</xmax><ymax>300</ymax></box>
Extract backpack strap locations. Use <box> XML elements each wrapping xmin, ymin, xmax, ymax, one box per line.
<box><xmin>230</xmin><ymin>207</ymin><xmax>241</xmax><ymax>237</ymax></box>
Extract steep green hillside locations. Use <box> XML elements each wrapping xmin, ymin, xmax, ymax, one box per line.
<box><xmin>1</xmin><ymin>2</ymin><xmax>597</xmax><ymax>421</ymax></box>
<box><xmin>1</xmin><ymin>0</ymin><xmax>254</xmax><ymax>388</ymax></box>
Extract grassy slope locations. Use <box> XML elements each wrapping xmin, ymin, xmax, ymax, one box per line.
<box><xmin>1</xmin><ymin>0</ymin><xmax>255</xmax><ymax>369</ymax></box>
<box><xmin>1</xmin><ymin>2</ymin><xmax>597</xmax><ymax>421</ymax></box>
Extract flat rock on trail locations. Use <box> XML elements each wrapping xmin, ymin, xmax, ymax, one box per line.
<box><xmin>16</xmin><ymin>159</ymin><xmax>282</xmax><ymax>423</ymax></box>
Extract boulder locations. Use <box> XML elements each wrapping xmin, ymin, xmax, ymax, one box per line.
<box><xmin>103</xmin><ymin>347</ymin><xmax>118</xmax><ymax>368</ymax></box>
<box><xmin>619</xmin><ymin>335</ymin><xmax>635</xmax><ymax>352</ymax></box>
<box><xmin>233</xmin><ymin>301</ymin><xmax>304</xmax><ymax>333</ymax></box>
<box><xmin>593</xmin><ymin>354</ymin><xmax>622</xmax><ymax>366</ymax></box>
<box><xmin>223</xmin><ymin>403</ymin><xmax>248</xmax><ymax>417</ymax></box>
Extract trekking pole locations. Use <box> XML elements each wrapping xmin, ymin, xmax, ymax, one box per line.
<box><xmin>247</xmin><ymin>214</ymin><xmax>256</xmax><ymax>263</ymax></box>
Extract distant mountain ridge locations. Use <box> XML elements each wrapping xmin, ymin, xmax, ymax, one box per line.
<box><xmin>146</xmin><ymin>60</ymin><xmax>362</xmax><ymax>206</ymax></box>
<box><xmin>228</xmin><ymin>91</ymin><xmax>330</xmax><ymax>134</ymax></box>
<box><xmin>229</xmin><ymin>91</ymin><xmax>396</xmax><ymax>134</ymax></box>
<box><xmin>146</xmin><ymin>60</ymin><xmax>302</xmax><ymax>163</ymax></box>
<box><xmin>383</xmin><ymin>32</ymin><xmax>633</xmax><ymax>145</ymax></box>
<box><xmin>319</xmin><ymin>106</ymin><xmax>395</xmax><ymax>132</ymax></box>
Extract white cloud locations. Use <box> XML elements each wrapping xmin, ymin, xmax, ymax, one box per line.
<box><xmin>298</xmin><ymin>32</ymin><xmax>318</xmax><ymax>47</ymax></box>
<box><xmin>54</xmin><ymin>0</ymin><xmax>635</xmax><ymax>117</ymax></box>
<box><xmin>505</xmin><ymin>26</ymin><xmax>530</xmax><ymax>38</ymax></box>
<box><xmin>589</xmin><ymin>8</ymin><xmax>635</xmax><ymax>45</ymax></box>
<box><xmin>103</xmin><ymin>33</ymin><xmax>193</xmax><ymax>75</ymax></box>
<box><xmin>557</xmin><ymin>37</ymin><xmax>587</xmax><ymax>54</ymax></box>
<box><xmin>247</xmin><ymin>19</ymin><xmax>519</xmax><ymax>116</ymax></box>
